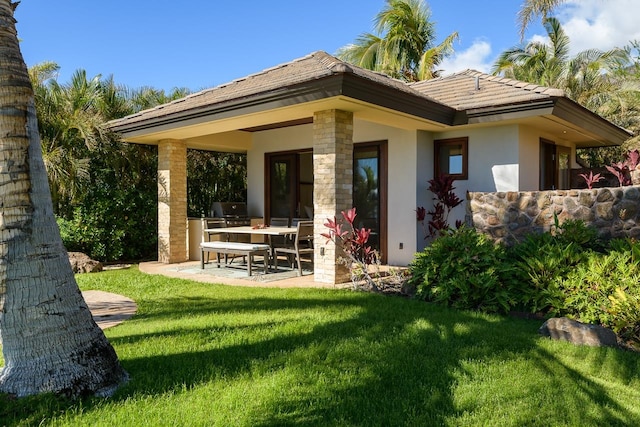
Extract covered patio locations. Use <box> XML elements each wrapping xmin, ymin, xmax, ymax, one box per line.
<box><xmin>109</xmin><ymin>51</ymin><xmax>453</xmax><ymax>285</ymax></box>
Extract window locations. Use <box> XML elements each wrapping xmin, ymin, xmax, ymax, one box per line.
<box><xmin>435</xmin><ymin>137</ymin><xmax>468</xmax><ymax>180</ymax></box>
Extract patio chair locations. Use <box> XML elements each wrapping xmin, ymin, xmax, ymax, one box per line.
<box><xmin>202</xmin><ymin>218</ymin><xmax>229</xmax><ymax>264</ymax></box>
<box><xmin>268</xmin><ymin>217</ymin><xmax>289</xmax><ymax>263</ymax></box>
<box><xmin>274</xmin><ymin>221</ymin><xmax>314</xmax><ymax>276</ymax></box>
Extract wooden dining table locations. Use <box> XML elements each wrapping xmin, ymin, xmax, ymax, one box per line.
<box><xmin>203</xmin><ymin>225</ymin><xmax>298</xmax><ymax>238</ymax></box>
<box><xmin>203</xmin><ymin>225</ymin><xmax>299</xmax><ymax>269</ymax></box>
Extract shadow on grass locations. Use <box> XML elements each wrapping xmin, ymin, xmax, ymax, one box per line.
<box><xmin>110</xmin><ymin>292</ymin><xmax>640</xmax><ymax>425</ymax></box>
<box><xmin>4</xmin><ymin>277</ymin><xmax>640</xmax><ymax>426</ymax></box>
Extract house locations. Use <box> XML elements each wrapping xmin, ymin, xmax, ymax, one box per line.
<box><xmin>108</xmin><ymin>51</ymin><xmax>631</xmax><ymax>284</ymax></box>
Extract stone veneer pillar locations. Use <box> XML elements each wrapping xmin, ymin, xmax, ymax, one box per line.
<box><xmin>157</xmin><ymin>139</ymin><xmax>188</xmax><ymax>263</ymax></box>
<box><xmin>313</xmin><ymin>110</ymin><xmax>353</xmax><ymax>284</ymax></box>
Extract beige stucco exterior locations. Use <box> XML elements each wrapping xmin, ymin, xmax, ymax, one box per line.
<box><xmin>108</xmin><ymin>51</ymin><xmax>630</xmax><ymax>284</ymax></box>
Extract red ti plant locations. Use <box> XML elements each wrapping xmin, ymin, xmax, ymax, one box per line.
<box><xmin>322</xmin><ymin>207</ymin><xmax>381</xmax><ymax>291</ymax></box>
<box><xmin>578</xmin><ymin>170</ymin><xmax>605</xmax><ymax>189</ymax></box>
<box><xmin>605</xmin><ymin>162</ymin><xmax>631</xmax><ymax>187</ymax></box>
<box><xmin>625</xmin><ymin>149</ymin><xmax>640</xmax><ymax>171</ymax></box>
<box><xmin>417</xmin><ymin>174</ymin><xmax>463</xmax><ymax>240</ymax></box>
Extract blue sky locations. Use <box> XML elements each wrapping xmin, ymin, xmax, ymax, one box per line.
<box><xmin>14</xmin><ymin>1</ymin><xmax>640</xmax><ymax>93</ymax></box>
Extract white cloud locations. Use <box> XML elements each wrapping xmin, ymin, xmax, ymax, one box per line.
<box><xmin>440</xmin><ymin>40</ymin><xmax>493</xmax><ymax>75</ymax></box>
<box><xmin>546</xmin><ymin>0</ymin><xmax>640</xmax><ymax>53</ymax></box>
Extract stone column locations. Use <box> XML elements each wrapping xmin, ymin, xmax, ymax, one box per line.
<box><xmin>157</xmin><ymin>139</ymin><xmax>188</xmax><ymax>263</ymax></box>
<box><xmin>313</xmin><ymin>109</ymin><xmax>353</xmax><ymax>284</ymax></box>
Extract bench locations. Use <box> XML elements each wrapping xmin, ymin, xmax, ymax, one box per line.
<box><xmin>200</xmin><ymin>241</ymin><xmax>271</xmax><ymax>276</ymax></box>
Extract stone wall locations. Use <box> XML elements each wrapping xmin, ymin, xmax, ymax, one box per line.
<box><xmin>466</xmin><ymin>186</ymin><xmax>640</xmax><ymax>245</ymax></box>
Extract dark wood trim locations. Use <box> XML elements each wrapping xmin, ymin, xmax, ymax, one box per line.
<box><xmin>241</xmin><ymin>118</ymin><xmax>313</xmax><ymax>132</ymax></box>
<box><xmin>434</xmin><ymin>137</ymin><xmax>468</xmax><ymax>180</ymax></box>
<box><xmin>539</xmin><ymin>138</ymin><xmax>556</xmax><ymax>190</ymax></box>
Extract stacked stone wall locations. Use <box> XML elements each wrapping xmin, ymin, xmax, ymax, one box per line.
<box><xmin>466</xmin><ymin>186</ymin><xmax>640</xmax><ymax>245</ymax></box>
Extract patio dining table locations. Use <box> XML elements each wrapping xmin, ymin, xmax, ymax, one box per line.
<box><xmin>203</xmin><ymin>225</ymin><xmax>298</xmax><ymax>238</ymax></box>
<box><xmin>203</xmin><ymin>225</ymin><xmax>299</xmax><ymax>271</ymax></box>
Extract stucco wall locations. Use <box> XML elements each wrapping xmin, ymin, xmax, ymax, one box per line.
<box><xmin>246</xmin><ymin>119</ymin><xmax>422</xmax><ymax>266</ymax></box>
<box><xmin>467</xmin><ymin>186</ymin><xmax>640</xmax><ymax>245</ymax></box>
<box><xmin>430</xmin><ymin>125</ymin><xmax>521</xmax><ymax>228</ymax></box>
<box><xmin>518</xmin><ymin>126</ymin><xmax>541</xmax><ymax>191</ymax></box>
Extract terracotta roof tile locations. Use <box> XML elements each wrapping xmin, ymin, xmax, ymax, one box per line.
<box><xmin>109</xmin><ymin>51</ymin><xmax>436</xmax><ymax>128</ymax></box>
<box><xmin>410</xmin><ymin>70</ymin><xmax>565</xmax><ymax>110</ymax></box>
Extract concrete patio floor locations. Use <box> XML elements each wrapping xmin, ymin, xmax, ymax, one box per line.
<box><xmin>139</xmin><ymin>260</ymin><xmax>349</xmax><ymax>289</ymax></box>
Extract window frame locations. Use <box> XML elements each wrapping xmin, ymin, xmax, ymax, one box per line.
<box><xmin>434</xmin><ymin>137</ymin><xmax>468</xmax><ymax>180</ymax></box>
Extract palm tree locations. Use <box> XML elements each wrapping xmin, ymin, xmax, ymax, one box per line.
<box><xmin>31</xmin><ymin>67</ymin><xmax>106</xmax><ymax>216</ymax></box>
<box><xmin>337</xmin><ymin>0</ymin><xmax>458</xmax><ymax>82</ymax></box>
<box><xmin>495</xmin><ymin>16</ymin><xmax>640</xmax><ymax>164</ymax></box>
<box><xmin>0</xmin><ymin>0</ymin><xmax>127</xmax><ymax>397</ymax></box>
<box><xmin>493</xmin><ymin>17</ymin><xmax>635</xmax><ymax>121</ymax></box>
<box><xmin>518</xmin><ymin>0</ymin><xmax>566</xmax><ymax>39</ymax></box>
<box><xmin>493</xmin><ymin>17</ymin><xmax>570</xmax><ymax>88</ymax></box>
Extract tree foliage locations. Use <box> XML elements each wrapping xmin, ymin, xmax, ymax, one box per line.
<box><xmin>29</xmin><ymin>62</ymin><xmax>246</xmax><ymax>261</ymax></box>
<box><xmin>337</xmin><ymin>0</ymin><xmax>458</xmax><ymax>81</ymax></box>
<box><xmin>493</xmin><ymin>17</ymin><xmax>640</xmax><ymax>166</ymax></box>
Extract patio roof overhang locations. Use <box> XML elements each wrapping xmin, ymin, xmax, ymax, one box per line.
<box><xmin>109</xmin><ymin>71</ymin><xmax>456</xmax><ymax>151</ymax></box>
<box><xmin>452</xmin><ymin>97</ymin><xmax>632</xmax><ymax>148</ymax></box>
<box><xmin>108</xmin><ymin>50</ymin><xmax>632</xmax><ymax>151</ymax></box>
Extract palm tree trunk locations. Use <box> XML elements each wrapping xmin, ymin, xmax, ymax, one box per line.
<box><xmin>0</xmin><ymin>0</ymin><xmax>127</xmax><ymax>397</ymax></box>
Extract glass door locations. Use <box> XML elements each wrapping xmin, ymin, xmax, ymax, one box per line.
<box><xmin>353</xmin><ymin>141</ymin><xmax>387</xmax><ymax>262</ymax></box>
<box><xmin>266</xmin><ymin>151</ymin><xmax>313</xmax><ymax>222</ymax></box>
<box><xmin>540</xmin><ymin>139</ymin><xmax>571</xmax><ymax>190</ymax></box>
<box><xmin>268</xmin><ymin>153</ymin><xmax>296</xmax><ymax>220</ymax></box>
<box><xmin>556</xmin><ymin>146</ymin><xmax>571</xmax><ymax>190</ymax></box>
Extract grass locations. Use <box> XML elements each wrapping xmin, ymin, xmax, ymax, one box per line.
<box><xmin>1</xmin><ymin>266</ymin><xmax>640</xmax><ymax>426</ymax></box>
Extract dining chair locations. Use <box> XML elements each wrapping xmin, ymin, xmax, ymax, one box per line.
<box><xmin>274</xmin><ymin>221</ymin><xmax>314</xmax><ymax>276</ymax></box>
<box><xmin>201</xmin><ymin>218</ymin><xmax>228</xmax><ymax>264</ymax></box>
<box><xmin>268</xmin><ymin>217</ymin><xmax>290</xmax><ymax>263</ymax></box>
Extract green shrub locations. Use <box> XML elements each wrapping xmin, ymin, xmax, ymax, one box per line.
<box><xmin>506</xmin><ymin>232</ymin><xmax>588</xmax><ymax>314</ymax></box>
<box><xmin>56</xmin><ymin>185</ymin><xmax>157</xmax><ymax>262</ymax></box>
<box><xmin>559</xmin><ymin>238</ymin><xmax>640</xmax><ymax>342</ymax></box>
<box><xmin>553</xmin><ymin>217</ymin><xmax>603</xmax><ymax>252</ymax></box>
<box><xmin>409</xmin><ymin>227</ymin><xmax>514</xmax><ymax>313</ymax></box>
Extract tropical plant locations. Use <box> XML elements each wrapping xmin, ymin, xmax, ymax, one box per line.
<box><xmin>0</xmin><ymin>0</ymin><xmax>127</xmax><ymax>397</ymax></box>
<box><xmin>559</xmin><ymin>239</ymin><xmax>640</xmax><ymax>342</ymax></box>
<box><xmin>493</xmin><ymin>17</ymin><xmax>640</xmax><ymax>143</ymax></box>
<box><xmin>578</xmin><ymin>170</ymin><xmax>604</xmax><ymax>189</ymax></box>
<box><xmin>517</xmin><ymin>0</ymin><xmax>566</xmax><ymax>39</ymax></box>
<box><xmin>337</xmin><ymin>0</ymin><xmax>458</xmax><ymax>81</ymax></box>
<box><xmin>417</xmin><ymin>174</ymin><xmax>463</xmax><ymax>239</ymax></box>
<box><xmin>31</xmin><ymin>68</ymin><xmax>105</xmax><ymax>216</ymax></box>
<box><xmin>409</xmin><ymin>226</ymin><xmax>514</xmax><ymax>313</ymax></box>
<box><xmin>605</xmin><ymin>162</ymin><xmax>631</xmax><ymax>186</ymax></box>
<box><xmin>186</xmin><ymin>149</ymin><xmax>247</xmax><ymax>217</ymax></box>
<box><xmin>322</xmin><ymin>207</ymin><xmax>387</xmax><ymax>291</ymax></box>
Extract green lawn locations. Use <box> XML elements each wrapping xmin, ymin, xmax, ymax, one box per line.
<box><xmin>2</xmin><ymin>266</ymin><xmax>640</xmax><ymax>426</ymax></box>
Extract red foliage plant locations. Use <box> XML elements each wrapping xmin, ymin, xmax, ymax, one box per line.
<box><xmin>578</xmin><ymin>171</ymin><xmax>605</xmax><ymax>189</ymax></box>
<box><xmin>417</xmin><ymin>174</ymin><xmax>463</xmax><ymax>239</ymax></box>
<box><xmin>322</xmin><ymin>207</ymin><xmax>377</xmax><ymax>266</ymax></box>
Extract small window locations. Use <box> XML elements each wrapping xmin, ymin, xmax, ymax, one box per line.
<box><xmin>435</xmin><ymin>137</ymin><xmax>468</xmax><ymax>180</ymax></box>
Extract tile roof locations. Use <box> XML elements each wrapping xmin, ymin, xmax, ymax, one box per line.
<box><xmin>109</xmin><ymin>51</ymin><xmax>438</xmax><ymax>128</ymax></box>
<box><xmin>410</xmin><ymin>69</ymin><xmax>565</xmax><ymax>110</ymax></box>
